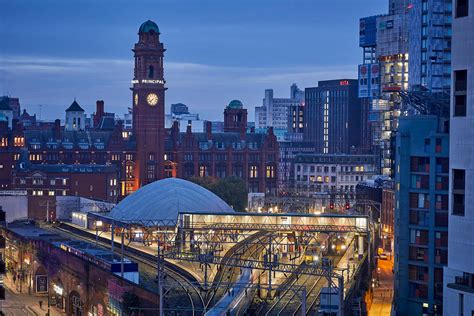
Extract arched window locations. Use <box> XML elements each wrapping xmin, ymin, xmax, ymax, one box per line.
<box><xmin>148</xmin><ymin>65</ymin><xmax>154</xmax><ymax>79</ymax></box>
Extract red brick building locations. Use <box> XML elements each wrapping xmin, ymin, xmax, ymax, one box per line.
<box><xmin>0</xmin><ymin>20</ymin><xmax>279</xmax><ymax>210</ymax></box>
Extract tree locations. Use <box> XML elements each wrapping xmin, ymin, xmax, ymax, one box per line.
<box><xmin>188</xmin><ymin>176</ymin><xmax>248</xmax><ymax>212</ymax></box>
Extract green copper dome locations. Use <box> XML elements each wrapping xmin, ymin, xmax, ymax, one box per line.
<box><xmin>139</xmin><ymin>20</ymin><xmax>160</xmax><ymax>34</ymax></box>
<box><xmin>228</xmin><ymin>100</ymin><xmax>243</xmax><ymax>109</ymax></box>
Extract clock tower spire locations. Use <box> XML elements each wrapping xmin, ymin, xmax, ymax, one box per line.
<box><xmin>132</xmin><ymin>20</ymin><xmax>166</xmax><ymax>187</ymax></box>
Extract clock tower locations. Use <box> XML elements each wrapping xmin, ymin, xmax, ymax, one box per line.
<box><xmin>132</xmin><ymin>20</ymin><xmax>166</xmax><ymax>187</ymax></box>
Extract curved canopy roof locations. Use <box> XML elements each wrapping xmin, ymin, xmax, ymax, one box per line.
<box><xmin>109</xmin><ymin>178</ymin><xmax>234</xmax><ymax>222</ymax></box>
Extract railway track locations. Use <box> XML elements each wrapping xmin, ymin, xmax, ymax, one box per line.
<box><xmin>49</xmin><ymin>223</ymin><xmax>205</xmax><ymax>316</ymax></box>
<box><xmin>258</xmin><ymin>252</ymin><xmax>345</xmax><ymax>316</ymax></box>
<box><xmin>205</xmin><ymin>230</ymin><xmax>270</xmax><ymax>309</ymax></box>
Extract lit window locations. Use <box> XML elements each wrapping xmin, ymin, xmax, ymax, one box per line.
<box><xmin>48</xmin><ymin>191</ymin><xmax>55</xmax><ymax>196</ymax></box>
<box><xmin>199</xmin><ymin>165</ymin><xmax>208</xmax><ymax>177</ymax></box>
<box><xmin>266</xmin><ymin>165</ymin><xmax>275</xmax><ymax>178</ymax></box>
<box><xmin>14</xmin><ymin>137</ymin><xmax>24</xmax><ymax>147</ymax></box>
<box><xmin>250</xmin><ymin>166</ymin><xmax>258</xmax><ymax>178</ymax></box>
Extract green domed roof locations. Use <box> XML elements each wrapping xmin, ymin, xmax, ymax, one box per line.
<box><xmin>139</xmin><ymin>20</ymin><xmax>160</xmax><ymax>34</ymax></box>
<box><xmin>228</xmin><ymin>100</ymin><xmax>243</xmax><ymax>109</ymax></box>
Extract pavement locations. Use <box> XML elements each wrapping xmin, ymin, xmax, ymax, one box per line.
<box><xmin>368</xmin><ymin>256</ymin><xmax>394</xmax><ymax>316</ymax></box>
<box><xmin>1</xmin><ymin>273</ymin><xmax>65</xmax><ymax>316</ymax></box>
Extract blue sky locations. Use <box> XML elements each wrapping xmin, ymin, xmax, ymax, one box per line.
<box><xmin>0</xmin><ymin>0</ymin><xmax>386</xmax><ymax>121</ymax></box>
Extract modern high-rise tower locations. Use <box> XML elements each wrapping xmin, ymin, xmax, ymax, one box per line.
<box><xmin>132</xmin><ymin>20</ymin><xmax>166</xmax><ymax>186</ymax></box>
<box><xmin>443</xmin><ymin>0</ymin><xmax>474</xmax><ymax>314</ymax></box>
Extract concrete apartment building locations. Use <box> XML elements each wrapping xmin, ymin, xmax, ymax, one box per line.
<box><xmin>394</xmin><ymin>115</ymin><xmax>449</xmax><ymax>315</ymax></box>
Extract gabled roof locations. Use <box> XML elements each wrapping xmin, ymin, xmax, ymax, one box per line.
<box><xmin>66</xmin><ymin>100</ymin><xmax>85</xmax><ymax>112</ymax></box>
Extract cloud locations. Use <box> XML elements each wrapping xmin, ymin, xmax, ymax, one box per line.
<box><xmin>0</xmin><ymin>55</ymin><xmax>131</xmax><ymax>74</ymax></box>
<box><xmin>0</xmin><ymin>54</ymin><xmax>357</xmax><ymax>120</ymax></box>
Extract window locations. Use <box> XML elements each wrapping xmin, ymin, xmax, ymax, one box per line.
<box><xmin>411</xmin><ymin>175</ymin><xmax>429</xmax><ymax>189</ymax></box>
<box><xmin>125</xmin><ymin>164</ymin><xmax>134</xmax><ymax>179</ymax></box>
<box><xmin>184</xmin><ymin>163</ymin><xmax>194</xmax><ymax>177</ymax></box>
<box><xmin>435</xmin><ymin>194</ymin><xmax>448</xmax><ymax>210</ymax></box>
<box><xmin>232</xmin><ymin>164</ymin><xmax>243</xmax><ymax>178</ymax></box>
<box><xmin>48</xmin><ymin>191</ymin><xmax>55</xmax><ymax>196</ymax></box>
<box><xmin>436</xmin><ymin>158</ymin><xmax>449</xmax><ymax>174</ymax></box>
<box><xmin>14</xmin><ymin>137</ymin><xmax>24</xmax><ymax>147</ymax></box>
<box><xmin>435</xmin><ymin>138</ymin><xmax>442</xmax><ymax>153</ymax></box>
<box><xmin>410</xmin><ymin>193</ymin><xmax>430</xmax><ymax>209</ymax></box>
<box><xmin>456</xmin><ymin>0</ymin><xmax>468</xmax><ymax>18</ymax></box>
<box><xmin>32</xmin><ymin>178</ymin><xmax>43</xmax><ymax>185</ymax></box>
<box><xmin>199</xmin><ymin>165</ymin><xmax>208</xmax><ymax>177</ymax></box>
<box><xmin>410</xmin><ymin>210</ymin><xmax>429</xmax><ymax>226</ymax></box>
<box><xmin>454</xmin><ymin>70</ymin><xmax>467</xmax><ymax>116</ymax></box>
<box><xmin>148</xmin><ymin>65</ymin><xmax>154</xmax><ymax>78</ymax></box>
<box><xmin>266</xmin><ymin>165</ymin><xmax>275</xmax><ymax>179</ymax></box>
<box><xmin>146</xmin><ymin>164</ymin><xmax>155</xmax><ymax>180</ymax></box>
<box><xmin>410</xmin><ymin>229</ymin><xmax>429</xmax><ymax>245</ymax></box>
<box><xmin>216</xmin><ymin>164</ymin><xmax>226</xmax><ymax>178</ymax></box>
<box><xmin>436</xmin><ymin>176</ymin><xmax>449</xmax><ymax>190</ymax></box>
<box><xmin>0</xmin><ymin>138</ymin><xmax>7</xmax><ymax>147</ymax></box>
<box><xmin>452</xmin><ymin>169</ymin><xmax>465</xmax><ymax>216</ymax></box>
<box><xmin>411</xmin><ymin>157</ymin><xmax>430</xmax><ymax>172</ymax></box>
<box><xmin>250</xmin><ymin>166</ymin><xmax>258</xmax><ymax>178</ymax></box>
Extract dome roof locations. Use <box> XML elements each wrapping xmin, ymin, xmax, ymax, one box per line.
<box><xmin>228</xmin><ymin>100</ymin><xmax>243</xmax><ymax>109</ymax></box>
<box><xmin>139</xmin><ymin>20</ymin><xmax>160</xmax><ymax>34</ymax></box>
<box><xmin>109</xmin><ymin>178</ymin><xmax>234</xmax><ymax>222</ymax></box>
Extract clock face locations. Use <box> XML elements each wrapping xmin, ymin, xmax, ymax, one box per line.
<box><xmin>147</xmin><ymin>93</ymin><xmax>159</xmax><ymax>106</ymax></box>
<box><xmin>134</xmin><ymin>93</ymin><xmax>138</xmax><ymax>106</ymax></box>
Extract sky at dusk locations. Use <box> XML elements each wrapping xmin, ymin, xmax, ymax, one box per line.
<box><xmin>0</xmin><ymin>0</ymin><xmax>387</xmax><ymax>121</ymax></box>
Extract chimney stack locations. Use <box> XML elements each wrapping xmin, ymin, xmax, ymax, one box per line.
<box><xmin>54</xmin><ymin>119</ymin><xmax>61</xmax><ymax>139</ymax></box>
<box><xmin>94</xmin><ymin>100</ymin><xmax>105</xmax><ymax>127</ymax></box>
<box><xmin>205</xmin><ymin>121</ymin><xmax>212</xmax><ymax>139</ymax></box>
<box><xmin>186</xmin><ymin>120</ymin><xmax>192</xmax><ymax>134</ymax></box>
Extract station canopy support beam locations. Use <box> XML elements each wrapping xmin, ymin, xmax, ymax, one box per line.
<box><xmin>198</xmin><ymin>223</ymin><xmax>368</xmax><ymax>234</ymax></box>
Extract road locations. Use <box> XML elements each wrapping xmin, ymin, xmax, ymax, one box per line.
<box><xmin>1</xmin><ymin>273</ymin><xmax>65</xmax><ymax>316</ymax></box>
<box><xmin>0</xmin><ymin>287</ymin><xmax>64</xmax><ymax>315</ymax></box>
<box><xmin>368</xmin><ymin>257</ymin><xmax>393</xmax><ymax>316</ymax></box>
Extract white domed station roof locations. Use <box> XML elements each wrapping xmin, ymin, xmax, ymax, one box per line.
<box><xmin>109</xmin><ymin>178</ymin><xmax>234</xmax><ymax>222</ymax></box>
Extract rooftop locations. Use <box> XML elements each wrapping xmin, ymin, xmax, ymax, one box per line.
<box><xmin>139</xmin><ymin>20</ymin><xmax>159</xmax><ymax>34</ymax></box>
<box><xmin>65</xmin><ymin>100</ymin><xmax>85</xmax><ymax>112</ymax></box>
<box><xmin>109</xmin><ymin>178</ymin><xmax>235</xmax><ymax>224</ymax></box>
